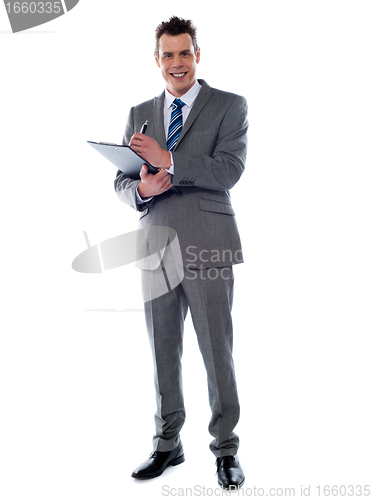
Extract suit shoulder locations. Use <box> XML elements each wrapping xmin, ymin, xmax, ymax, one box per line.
<box><xmin>130</xmin><ymin>96</ymin><xmax>156</xmax><ymax>113</ymax></box>
<box><xmin>130</xmin><ymin>90</ymin><xmax>164</xmax><ymax>112</ymax></box>
<box><xmin>209</xmin><ymin>86</ymin><xmax>247</xmax><ymax>105</ymax></box>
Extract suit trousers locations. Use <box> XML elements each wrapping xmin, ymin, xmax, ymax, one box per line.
<box><xmin>141</xmin><ymin>264</ymin><xmax>240</xmax><ymax>458</ymax></box>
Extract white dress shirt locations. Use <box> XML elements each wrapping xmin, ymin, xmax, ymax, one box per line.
<box><xmin>137</xmin><ymin>80</ymin><xmax>202</xmax><ymax>203</ymax></box>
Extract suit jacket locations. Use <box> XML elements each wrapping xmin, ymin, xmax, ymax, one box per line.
<box><xmin>114</xmin><ymin>79</ymin><xmax>248</xmax><ymax>270</ymax></box>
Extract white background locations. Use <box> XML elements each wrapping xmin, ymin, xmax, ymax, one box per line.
<box><xmin>1</xmin><ymin>1</ymin><xmax>371</xmax><ymax>498</ymax></box>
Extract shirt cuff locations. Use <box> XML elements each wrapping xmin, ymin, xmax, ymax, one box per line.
<box><xmin>136</xmin><ymin>187</ymin><xmax>153</xmax><ymax>205</ymax></box>
<box><xmin>167</xmin><ymin>153</ymin><xmax>174</xmax><ymax>175</ymax></box>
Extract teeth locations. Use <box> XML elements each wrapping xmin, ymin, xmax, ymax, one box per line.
<box><xmin>173</xmin><ymin>73</ymin><xmax>185</xmax><ymax>77</ymax></box>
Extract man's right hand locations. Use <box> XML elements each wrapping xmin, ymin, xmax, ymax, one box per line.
<box><xmin>138</xmin><ymin>165</ymin><xmax>173</xmax><ymax>198</ymax></box>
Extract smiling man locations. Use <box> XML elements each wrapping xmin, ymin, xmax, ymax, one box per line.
<box><xmin>115</xmin><ymin>16</ymin><xmax>248</xmax><ymax>489</ymax></box>
<box><xmin>156</xmin><ymin>32</ymin><xmax>200</xmax><ymax>96</ymax></box>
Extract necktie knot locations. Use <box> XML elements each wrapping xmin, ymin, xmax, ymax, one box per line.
<box><xmin>172</xmin><ymin>98</ymin><xmax>185</xmax><ymax>110</ymax></box>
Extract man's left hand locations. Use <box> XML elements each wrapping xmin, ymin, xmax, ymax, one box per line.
<box><xmin>130</xmin><ymin>133</ymin><xmax>171</xmax><ymax>169</ymax></box>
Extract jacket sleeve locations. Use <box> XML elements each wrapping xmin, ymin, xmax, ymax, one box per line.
<box><xmin>172</xmin><ymin>95</ymin><xmax>248</xmax><ymax>191</ymax></box>
<box><xmin>114</xmin><ymin>107</ymin><xmax>151</xmax><ymax>212</ymax></box>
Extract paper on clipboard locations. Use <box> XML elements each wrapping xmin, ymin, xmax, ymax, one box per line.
<box><xmin>87</xmin><ymin>141</ymin><xmax>159</xmax><ymax>178</ymax></box>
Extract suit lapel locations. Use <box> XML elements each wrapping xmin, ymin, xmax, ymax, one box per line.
<box><xmin>173</xmin><ymin>79</ymin><xmax>212</xmax><ymax>151</ymax></box>
<box><xmin>153</xmin><ymin>80</ymin><xmax>213</xmax><ymax>151</ymax></box>
<box><xmin>153</xmin><ymin>92</ymin><xmax>167</xmax><ymax>150</ymax></box>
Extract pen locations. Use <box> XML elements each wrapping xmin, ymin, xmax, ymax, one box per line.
<box><xmin>140</xmin><ymin>121</ymin><xmax>148</xmax><ymax>134</ymax></box>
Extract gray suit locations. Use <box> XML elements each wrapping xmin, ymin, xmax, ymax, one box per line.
<box><xmin>115</xmin><ymin>79</ymin><xmax>248</xmax><ymax>457</ymax></box>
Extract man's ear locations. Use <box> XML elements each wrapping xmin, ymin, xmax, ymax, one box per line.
<box><xmin>154</xmin><ymin>52</ymin><xmax>160</xmax><ymax>68</ymax></box>
<box><xmin>196</xmin><ymin>47</ymin><xmax>201</xmax><ymax>64</ymax></box>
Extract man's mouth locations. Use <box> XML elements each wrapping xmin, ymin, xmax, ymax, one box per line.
<box><xmin>171</xmin><ymin>72</ymin><xmax>187</xmax><ymax>79</ymax></box>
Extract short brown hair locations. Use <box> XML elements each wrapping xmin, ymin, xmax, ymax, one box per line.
<box><xmin>155</xmin><ymin>16</ymin><xmax>198</xmax><ymax>57</ymax></box>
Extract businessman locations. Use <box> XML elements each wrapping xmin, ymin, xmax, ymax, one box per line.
<box><xmin>115</xmin><ymin>16</ymin><xmax>248</xmax><ymax>489</ymax></box>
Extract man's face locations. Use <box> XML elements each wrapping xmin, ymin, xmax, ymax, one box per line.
<box><xmin>155</xmin><ymin>33</ymin><xmax>200</xmax><ymax>97</ymax></box>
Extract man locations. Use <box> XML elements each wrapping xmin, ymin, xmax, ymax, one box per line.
<box><xmin>115</xmin><ymin>16</ymin><xmax>248</xmax><ymax>489</ymax></box>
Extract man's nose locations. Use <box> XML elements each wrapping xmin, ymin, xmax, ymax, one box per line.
<box><xmin>173</xmin><ymin>55</ymin><xmax>183</xmax><ymax>67</ymax></box>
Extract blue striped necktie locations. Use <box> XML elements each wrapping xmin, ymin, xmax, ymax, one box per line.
<box><xmin>167</xmin><ymin>98</ymin><xmax>185</xmax><ymax>151</ymax></box>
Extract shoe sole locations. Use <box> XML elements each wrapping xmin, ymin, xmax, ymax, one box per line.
<box><xmin>132</xmin><ymin>454</ymin><xmax>185</xmax><ymax>480</ymax></box>
<box><xmin>170</xmin><ymin>454</ymin><xmax>185</xmax><ymax>467</ymax></box>
<box><xmin>218</xmin><ymin>476</ymin><xmax>245</xmax><ymax>490</ymax></box>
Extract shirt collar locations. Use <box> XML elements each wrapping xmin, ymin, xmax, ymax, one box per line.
<box><xmin>165</xmin><ymin>80</ymin><xmax>202</xmax><ymax>109</ymax></box>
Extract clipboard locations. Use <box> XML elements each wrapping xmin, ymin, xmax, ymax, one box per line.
<box><xmin>87</xmin><ymin>140</ymin><xmax>181</xmax><ymax>194</ymax></box>
<box><xmin>87</xmin><ymin>141</ymin><xmax>159</xmax><ymax>178</ymax></box>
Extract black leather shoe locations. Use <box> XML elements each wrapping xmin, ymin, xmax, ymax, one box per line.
<box><xmin>131</xmin><ymin>443</ymin><xmax>185</xmax><ymax>479</ymax></box>
<box><xmin>216</xmin><ymin>455</ymin><xmax>245</xmax><ymax>489</ymax></box>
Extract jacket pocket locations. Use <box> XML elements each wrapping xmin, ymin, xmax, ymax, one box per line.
<box><xmin>199</xmin><ymin>198</ymin><xmax>235</xmax><ymax>216</ymax></box>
